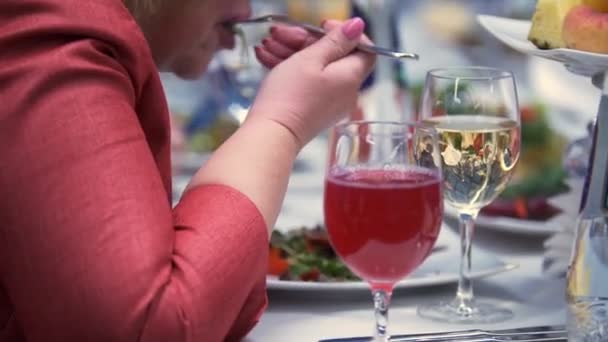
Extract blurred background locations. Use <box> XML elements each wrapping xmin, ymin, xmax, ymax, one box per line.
<box><xmin>166</xmin><ymin>0</ymin><xmax>599</xmax><ymax>227</ymax></box>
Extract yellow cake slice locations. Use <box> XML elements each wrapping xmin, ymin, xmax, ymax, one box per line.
<box><xmin>528</xmin><ymin>0</ymin><xmax>582</xmax><ymax>49</ymax></box>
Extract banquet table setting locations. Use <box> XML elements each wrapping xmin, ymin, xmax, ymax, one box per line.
<box><xmin>243</xmin><ymin>135</ymin><xmax>573</xmax><ymax>342</ymax></box>
<box><xmin>165</xmin><ymin>0</ymin><xmax>608</xmax><ymax>340</ymax></box>
<box><xmin>246</xmin><ymin>230</ymin><xmax>567</xmax><ymax>341</ymax></box>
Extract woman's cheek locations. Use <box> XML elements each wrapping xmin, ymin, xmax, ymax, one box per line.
<box><xmin>165</xmin><ymin>45</ymin><xmax>211</xmax><ymax>79</ymax></box>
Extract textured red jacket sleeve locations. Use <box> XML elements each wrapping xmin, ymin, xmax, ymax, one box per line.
<box><xmin>0</xmin><ymin>1</ymin><xmax>268</xmax><ymax>341</ymax></box>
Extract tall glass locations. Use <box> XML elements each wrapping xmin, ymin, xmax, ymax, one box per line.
<box><xmin>324</xmin><ymin>121</ymin><xmax>443</xmax><ymax>341</ymax></box>
<box><xmin>417</xmin><ymin>67</ymin><xmax>521</xmax><ymax>324</ymax></box>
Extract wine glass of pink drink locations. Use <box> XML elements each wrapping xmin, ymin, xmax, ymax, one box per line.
<box><xmin>324</xmin><ymin>121</ymin><xmax>444</xmax><ymax>341</ymax></box>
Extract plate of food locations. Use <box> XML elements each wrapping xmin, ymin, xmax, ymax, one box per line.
<box><xmin>444</xmin><ymin>205</ymin><xmax>560</xmax><ymax>237</ymax></box>
<box><xmin>267</xmin><ymin>225</ymin><xmax>517</xmax><ymax>291</ymax></box>
<box><xmin>477</xmin><ymin>0</ymin><xmax>608</xmax><ymax>77</ymax></box>
<box><xmin>442</xmin><ymin>102</ymin><xmax>571</xmax><ymax>236</ymax></box>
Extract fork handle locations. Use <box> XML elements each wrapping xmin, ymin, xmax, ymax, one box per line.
<box><xmin>273</xmin><ymin>17</ymin><xmax>418</xmax><ymax>60</ymax></box>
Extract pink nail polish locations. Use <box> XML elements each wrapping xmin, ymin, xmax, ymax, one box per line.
<box><xmin>342</xmin><ymin>17</ymin><xmax>365</xmax><ymax>40</ymax></box>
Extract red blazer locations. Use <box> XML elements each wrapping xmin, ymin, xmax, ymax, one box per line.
<box><xmin>0</xmin><ymin>0</ymin><xmax>268</xmax><ymax>341</ymax></box>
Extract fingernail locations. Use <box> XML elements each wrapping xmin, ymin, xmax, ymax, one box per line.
<box><xmin>342</xmin><ymin>17</ymin><xmax>365</xmax><ymax>40</ymax></box>
<box><xmin>270</xmin><ymin>26</ymin><xmax>277</xmax><ymax>35</ymax></box>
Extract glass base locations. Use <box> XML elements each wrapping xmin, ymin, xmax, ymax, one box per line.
<box><xmin>418</xmin><ymin>299</ymin><xmax>514</xmax><ymax>324</ymax></box>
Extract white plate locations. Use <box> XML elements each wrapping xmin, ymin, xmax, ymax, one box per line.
<box><xmin>477</xmin><ymin>15</ymin><xmax>608</xmax><ymax>77</ymax></box>
<box><xmin>444</xmin><ymin>205</ymin><xmax>560</xmax><ymax>237</ymax></box>
<box><xmin>267</xmin><ymin>227</ymin><xmax>518</xmax><ymax>291</ymax></box>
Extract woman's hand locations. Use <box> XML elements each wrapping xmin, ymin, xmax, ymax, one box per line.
<box><xmin>248</xmin><ymin>18</ymin><xmax>376</xmax><ymax>148</ymax></box>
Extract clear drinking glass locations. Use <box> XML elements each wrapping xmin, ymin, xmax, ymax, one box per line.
<box><xmin>417</xmin><ymin>67</ymin><xmax>521</xmax><ymax>324</ymax></box>
<box><xmin>324</xmin><ymin>121</ymin><xmax>444</xmax><ymax>341</ymax></box>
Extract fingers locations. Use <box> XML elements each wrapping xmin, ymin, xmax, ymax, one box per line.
<box><xmin>321</xmin><ymin>19</ymin><xmax>342</xmax><ymax>31</ymax></box>
<box><xmin>254</xmin><ymin>46</ymin><xmax>283</xmax><ymax>69</ymax></box>
<box><xmin>269</xmin><ymin>25</ymin><xmax>317</xmax><ymax>50</ymax></box>
<box><xmin>320</xmin><ymin>19</ymin><xmax>375</xmax><ymax>82</ymax></box>
<box><xmin>261</xmin><ymin>37</ymin><xmax>296</xmax><ymax>59</ymax></box>
<box><xmin>328</xmin><ymin>50</ymin><xmax>376</xmax><ymax>83</ymax></box>
<box><xmin>255</xmin><ymin>17</ymin><xmax>373</xmax><ymax>72</ymax></box>
<box><xmin>323</xmin><ymin>19</ymin><xmax>374</xmax><ymax>56</ymax></box>
<box><xmin>255</xmin><ymin>25</ymin><xmax>319</xmax><ymax>69</ymax></box>
<box><xmin>328</xmin><ymin>26</ymin><xmax>376</xmax><ymax>79</ymax></box>
<box><xmin>299</xmin><ymin>17</ymin><xmax>366</xmax><ymax>66</ymax></box>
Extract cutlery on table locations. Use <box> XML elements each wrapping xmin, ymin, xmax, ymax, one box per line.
<box><xmin>319</xmin><ymin>325</ymin><xmax>568</xmax><ymax>342</ymax></box>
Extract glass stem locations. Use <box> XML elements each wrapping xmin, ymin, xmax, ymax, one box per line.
<box><xmin>372</xmin><ymin>288</ymin><xmax>392</xmax><ymax>342</ymax></box>
<box><xmin>456</xmin><ymin>211</ymin><xmax>478</xmax><ymax>315</ymax></box>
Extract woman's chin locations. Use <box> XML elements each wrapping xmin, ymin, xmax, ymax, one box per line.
<box><xmin>173</xmin><ymin>65</ymin><xmax>208</xmax><ymax>80</ymax></box>
<box><xmin>169</xmin><ymin>54</ymin><xmax>213</xmax><ymax>80</ymax></box>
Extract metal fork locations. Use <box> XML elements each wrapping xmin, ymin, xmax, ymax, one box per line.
<box><xmin>319</xmin><ymin>325</ymin><xmax>568</xmax><ymax>342</ymax></box>
<box><xmin>230</xmin><ymin>14</ymin><xmax>419</xmax><ymax>60</ymax></box>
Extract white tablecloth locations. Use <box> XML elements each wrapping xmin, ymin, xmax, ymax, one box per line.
<box><xmin>246</xmin><ymin>222</ymin><xmax>567</xmax><ymax>341</ymax></box>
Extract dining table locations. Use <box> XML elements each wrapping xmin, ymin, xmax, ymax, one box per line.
<box><xmin>159</xmin><ymin>1</ymin><xmax>599</xmax><ymax>340</ymax></box>
<box><xmin>244</xmin><ymin>137</ymin><xmax>570</xmax><ymax>342</ymax></box>
<box><xmin>246</xmin><ymin>223</ymin><xmax>567</xmax><ymax>341</ymax></box>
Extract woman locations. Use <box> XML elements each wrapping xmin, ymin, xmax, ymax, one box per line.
<box><xmin>0</xmin><ymin>0</ymin><xmax>374</xmax><ymax>340</ymax></box>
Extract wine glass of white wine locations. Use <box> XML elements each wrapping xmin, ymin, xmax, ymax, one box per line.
<box><xmin>417</xmin><ymin>67</ymin><xmax>521</xmax><ymax>324</ymax></box>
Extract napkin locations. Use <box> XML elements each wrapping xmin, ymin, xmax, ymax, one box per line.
<box><xmin>542</xmin><ymin>179</ymin><xmax>585</xmax><ymax>277</ymax></box>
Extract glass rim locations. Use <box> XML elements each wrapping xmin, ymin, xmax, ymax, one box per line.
<box><xmin>334</xmin><ymin>120</ymin><xmax>437</xmax><ymax>137</ymax></box>
<box><xmin>427</xmin><ymin>66</ymin><xmax>514</xmax><ymax>81</ymax></box>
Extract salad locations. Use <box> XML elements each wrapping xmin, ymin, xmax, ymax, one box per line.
<box><xmin>268</xmin><ymin>226</ymin><xmax>358</xmax><ymax>282</ymax></box>
<box><xmin>481</xmin><ymin>102</ymin><xmax>569</xmax><ymax>221</ymax></box>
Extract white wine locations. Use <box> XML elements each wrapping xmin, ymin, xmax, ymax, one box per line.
<box><xmin>423</xmin><ymin>115</ymin><xmax>520</xmax><ymax>213</ymax></box>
